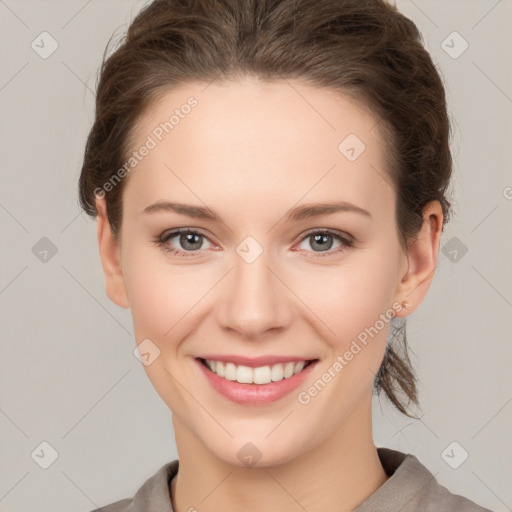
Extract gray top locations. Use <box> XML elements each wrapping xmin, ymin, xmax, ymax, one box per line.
<box><xmin>90</xmin><ymin>447</ymin><xmax>492</xmax><ymax>511</ymax></box>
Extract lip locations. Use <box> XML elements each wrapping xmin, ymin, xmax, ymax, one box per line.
<box><xmin>195</xmin><ymin>357</ymin><xmax>318</xmax><ymax>406</ymax></box>
<box><xmin>197</xmin><ymin>354</ymin><xmax>315</xmax><ymax>367</ymax></box>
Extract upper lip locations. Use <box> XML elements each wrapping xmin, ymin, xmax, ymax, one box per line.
<box><xmin>197</xmin><ymin>355</ymin><xmax>317</xmax><ymax>367</ymax></box>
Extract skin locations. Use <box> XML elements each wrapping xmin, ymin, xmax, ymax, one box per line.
<box><xmin>95</xmin><ymin>77</ymin><xmax>442</xmax><ymax>512</ymax></box>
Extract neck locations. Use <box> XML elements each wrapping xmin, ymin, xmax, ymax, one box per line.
<box><xmin>170</xmin><ymin>394</ymin><xmax>387</xmax><ymax>512</ymax></box>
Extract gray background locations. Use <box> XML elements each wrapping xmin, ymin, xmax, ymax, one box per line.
<box><xmin>0</xmin><ymin>0</ymin><xmax>511</xmax><ymax>510</ymax></box>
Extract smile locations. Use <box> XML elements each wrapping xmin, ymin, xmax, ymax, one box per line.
<box><xmin>196</xmin><ymin>357</ymin><xmax>319</xmax><ymax>406</ymax></box>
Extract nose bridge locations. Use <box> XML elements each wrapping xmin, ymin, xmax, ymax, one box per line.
<box><xmin>215</xmin><ymin>240</ymin><xmax>292</xmax><ymax>339</ymax></box>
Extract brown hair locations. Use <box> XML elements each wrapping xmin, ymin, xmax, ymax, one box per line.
<box><xmin>78</xmin><ymin>0</ymin><xmax>453</xmax><ymax>417</ymax></box>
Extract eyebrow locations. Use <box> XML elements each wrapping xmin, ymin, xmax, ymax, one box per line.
<box><xmin>142</xmin><ymin>200</ymin><xmax>372</xmax><ymax>222</ymax></box>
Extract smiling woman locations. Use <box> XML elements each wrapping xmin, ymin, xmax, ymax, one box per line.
<box><xmin>78</xmin><ymin>0</ymin><xmax>493</xmax><ymax>511</ymax></box>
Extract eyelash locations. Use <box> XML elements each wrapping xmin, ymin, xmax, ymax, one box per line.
<box><xmin>153</xmin><ymin>227</ymin><xmax>355</xmax><ymax>259</ymax></box>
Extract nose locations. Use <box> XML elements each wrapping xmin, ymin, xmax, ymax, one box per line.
<box><xmin>214</xmin><ymin>248</ymin><xmax>294</xmax><ymax>341</ymax></box>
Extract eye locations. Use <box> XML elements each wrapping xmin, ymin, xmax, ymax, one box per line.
<box><xmin>154</xmin><ymin>227</ymin><xmax>355</xmax><ymax>259</ymax></box>
<box><xmin>154</xmin><ymin>228</ymin><xmax>214</xmax><ymax>258</ymax></box>
<box><xmin>294</xmin><ymin>229</ymin><xmax>354</xmax><ymax>257</ymax></box>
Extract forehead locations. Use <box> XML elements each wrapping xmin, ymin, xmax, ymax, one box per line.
<box><xmin>123</xmin><ymin>78</ymin><xmax>393</xmax><ymax>220</ymax></box>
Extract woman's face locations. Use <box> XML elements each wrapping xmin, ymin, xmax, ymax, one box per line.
<box><xmin>98</xmin><ymin>78</ymin><xmax>419</xmax><ymax>467</ymax></box>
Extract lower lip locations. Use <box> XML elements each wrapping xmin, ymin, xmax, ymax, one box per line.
<box><xmin>195</xmin><ymin>358</ymin><xmax>318</xmax><ymax>406</ymax></box>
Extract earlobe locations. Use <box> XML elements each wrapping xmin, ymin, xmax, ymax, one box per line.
<box><xmin>393</xmin><ymin>200</ymin><xmax>443</xmax><ymax>317</ymax></box>
<box><xmin>95</xmin><ymin>196</ymin><xmax>130</xmax><ymax>309</ymax></box>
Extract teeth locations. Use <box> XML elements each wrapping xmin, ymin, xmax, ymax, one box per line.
<box><xmin>203</xmin><ymin>359</ymin><xmax>310</xmax><ymax>384</ymax></box>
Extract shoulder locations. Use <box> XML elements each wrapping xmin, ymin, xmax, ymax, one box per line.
<box><xmin>87</xmin><ymin>459</ymin><xmax>179</xmax><ymax>512</ymax></box>
<box><xmin>414</xmin><ymin>480</ymin><xmax>493</xmax><ymax>511</ymax></box>
<box><xmin>356</xmin><ymin>448</ymin><xmax>493</xmax><ymax>512</ymax></box>
<box><xmin>88</xmin><ymin>498</ymin><xmax>131</xmax><ymax>512</ymax></box>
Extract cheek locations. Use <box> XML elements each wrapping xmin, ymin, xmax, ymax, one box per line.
<box><xmin>299</xmin><ymin>253</ymin><xmax>397</xmax><ymax>340</ymax></box>
<box><xmin>122</xmin><ymin>246</ymin><xmax>227</xmax><ymax>358</ymax></box>
<box><xmin>122</xmin><ymin>250</ymin><xmax>206</xmax><ymax>408</ymax></box>
<box><xmin>122</xmin><ymin>248</ymin><xmax>195</xmax><ymax>342</ymax></box>
<box><xmin>294</xmin><ymin>248</ymin><xmax>398</xmax><ymax>387</ymax></box>
<box><xmin>123</xmin><ymin>234</ymin><xmax>399</xmax><ymax>354</ymax></box>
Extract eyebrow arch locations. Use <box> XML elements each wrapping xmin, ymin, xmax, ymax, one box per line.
<box><xmin>286</xmin><ymin>201</ymin><xmax>372</xmax><ymax>221</ymax></box>
<box><xmin>141</xmin><ymin>200</ymin><xmax>372</xmax><ymax>222</ymax></box>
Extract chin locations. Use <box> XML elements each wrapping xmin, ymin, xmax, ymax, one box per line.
<box><xmin>208</xmin><ymin>434</ymin><xmax>311</xmax><ymax>469</ymax></box>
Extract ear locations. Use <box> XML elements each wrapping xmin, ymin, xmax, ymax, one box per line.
<box><xmin>95</xmin><ymin>196</ymin><xmax>130</xmax><ymax>309</ymax></box>
<box><xmin>393</xmin><ymin>200</ymin><xmax>443</xmax><ymax>317</ymax></box>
